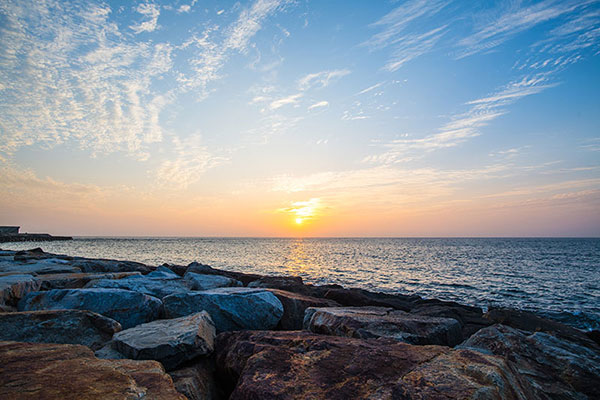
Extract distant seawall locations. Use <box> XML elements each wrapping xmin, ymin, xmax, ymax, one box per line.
<box><xmin>0</xmin><ymin>233</ymin><xmax>72</xmax><ymax>243</ymax></box>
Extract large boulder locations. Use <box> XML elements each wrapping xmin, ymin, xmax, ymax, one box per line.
<box><xmin>113</xmin><ymin>312</ymin><xmax>216</xmax><ymax>371</ymax></box>
<box><xmin>0</xmin><ymin>274</ymin><xmax>40</xmax><ymax>306</ymax></box>
<box><xmin>0</xmin><ymin>310</ymin><xmax>121</xmax><ymax>350</ymax></box>
<box><xmin>184</xmin><ymin>271</ymin><xmax>242</xmax><ymax>290</ymax></box>
<box><xmin>169</xmin><ymin>359</ymin><xmax>220</xmax><ymax>400</ymax></box>
<box><xmin>215</xmin><ymin>330</ymin><xmax>531</xmax><ymax>400</ymax></box>
<box><xmin>460</xmin><ymin>324</ymin><xmax>600</xmax><ymax>399</ymax></box>
<box><xmin>317</xmin><ymin>287</ymin><xmax>417</xmax><ymax>311</ymax></box>
<box><xmin>69</xmin><ymin>257</ymin><xmax>153</xmax><ymax>274</ymax></box>
<box><xmin>305</xmin><ymin>306</ymin><xmax>463</xmax><ymax>346</ymax></box>
<box><xmin>18</xmin><ymin>288</ymin><xmax>162</xmax><ymax>329</ymax></box>
<box><xmin>163</xmin><ymin>287</ymin><xmax>284</xmax><ymax>332</ymax></box>
<box><xmin>39</xmin><ymin>271</ymin><xmax>141</xmax><ymax>290</ymax></box>
<box><xmin>266</xmin><ymin>289</ymin><xmax>340</xmax><ymax>330</ymax></box>
<box><xmin>0</xmin><ymin>259</ymin><xmax>82</xmax><ymax>275</ymax></box>
<box><xmin>0</xmin><ymin>341</ymin><xmax>185</xmax><ymax>399</ymax></box>
<box><xmin>85</xmin><ymin>266</ymin><xmax>190</xmax><ymax>299</ymax></box>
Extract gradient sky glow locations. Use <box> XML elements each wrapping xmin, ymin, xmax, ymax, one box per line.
<box><xmin>1</xmin><ymin>0</ymin><xmax>599</xmax><ymax>237</ymax></box>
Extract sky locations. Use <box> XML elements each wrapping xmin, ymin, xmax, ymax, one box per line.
<box><xmin>0</xmin><ymin>0</ymin><xmax>599</xmax><ymax>237</ymax></box>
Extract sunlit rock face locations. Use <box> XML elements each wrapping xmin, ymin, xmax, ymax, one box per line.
<box><xmin>18</xmin><ymin>288</ymin><xmax>163</xmax><ymax>329</ymax></box>
<box><xmin>0</xmin><ymin>310</ymin><xmax>121</xmax><ymax>350</ymax></box>
<box><xmin>0</xmin><ymin>341</ymin><xmax>186</xmax><ymax>399</ymax></box>
<box><xmin>112</xmin><ymin>311</ymin><xmax>216</xmax><ymax>371</ymax></box>
<box><xmin>304</xmin><ymin>306</ymin><xmax>463</xmax><ymax>346</ymax></box>
<box><xmin>163</xmin><ymin>287</ymin><xmax>284</xmax><ymax>332</ymax></box>
<box><xmin>215</xmin><ymin>330</ymin><xmax>532</xmax><ymax>400</ymax></box>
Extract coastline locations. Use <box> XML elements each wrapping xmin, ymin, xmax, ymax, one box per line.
<box><xmin>1</xmin><ymin>246</ymin><xmax>599</xmax><ymax>399</ymax></box>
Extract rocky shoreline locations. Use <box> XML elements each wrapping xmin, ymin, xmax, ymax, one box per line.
<box><xmin>1</xmin><ymin>247</ymin><xmax>599</xmax><ymax>399</ymax></box>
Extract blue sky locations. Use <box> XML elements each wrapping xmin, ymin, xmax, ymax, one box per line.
<box><xmin>0</xmin><ymin>0</ymin><xmax>599</xmax><ymax>236</ymax></box>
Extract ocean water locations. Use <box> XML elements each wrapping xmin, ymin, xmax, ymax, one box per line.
<box><xmin>3</xmin><ymin>237</ymin><xmax>599</xmax><ymax>330</ymax></box>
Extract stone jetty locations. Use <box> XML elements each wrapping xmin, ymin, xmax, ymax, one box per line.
<box><xmin>1</xmin><ymin>246</ymin><xmax>599</xmax><ymax>399</ymax></box>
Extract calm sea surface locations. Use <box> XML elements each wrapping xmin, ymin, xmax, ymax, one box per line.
<box><xmin>3</xmin><ymin>237</ymin><xmax>599</xmax><ymax>330</ymax></box>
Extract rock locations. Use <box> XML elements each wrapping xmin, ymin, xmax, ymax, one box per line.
<box><xmin>215</xmin><ymin>330</ymin><xmax>529</xmax><ymax>400</ymax></box>
<box><xmin>39</xmin><ymin>271</ymin><xmax>141</xmax><ymax>290</ymax></box>
<box><xmin>0</xmin><ymin>310</ymin><xmax>121</xmax><ymax>350</ymax></box>
<box><xmin>18</xmin><ymin>288</ymin><xmax>163</xmax><ymax>329</ymax></box>
<box><xmin>319</xmin><ymin>287</ymin><xmax>417</xmax><ymax>312</ymax></box>
<box><xmin>95</xmin><ymin>341</ymin><xmax>127</xmax><ymax>359</ymax></box>
<box><xmin>0</xmin><ymin>341</ymin><xmax>185</xmax><ymax>399</ymax></box>
<box><xmin>163</xmin><ymin>287</ymin><xmax>284</xmax><ymax>333</ymax></box>
<box><xmin>247</xmin><ymin>275</ymin><xmax>306</xmax><ymax>292</ymax></box>
<box><xmin>411</xmin><ymin>300</ymin><xmax>491</xmax><ymax>338</ymax></box>
<box><xmin>113</xmin><ymin>312</ymin><xmax>216</xmax><ymax>371</ymax></box>
<box><xmin>187</xmin><ymin>261</ymin><xmax>217</xmax><ymax>274</ymax></box>
<box><xmin>484</xmin><ymin>307</ymin><xmax>599</xmax><ymax>349</ymax></box>
<box><xmin>169</xmin><ymin>359</ymin><xmax>220</xmax><ymax>400</ymax></box>
<box><xmin>70</xmin><ymin>257</ymin><xmax>153</xmax><ymax>274</ymax></box>
<box><xmin>85</xmin><ymin>269</ymin><xmax>191</xmax><ymax>299</ymax></box>
<box><xmin>184</xmin><ymin>271</ymin><xmax>242</xmax><ymax>290</ymax></box>
<box><xmin>13</xmin><ymin>247</ymin><xmax>67</xmax><ymax>261</ymax></box>
<box><xmin>460</xmin><ymin>324</ymin><xmax>600</xmax><ymax>399</ymax></box>
<box><xmin>305</xmin><ymin>306</ymin><xmax>463</xmax><ymax>346</ymax></box>
<box><xmin>0</xmin><ymin>274</ymin><xmax>40</xmax><ymax>306</ymax></box>
<box><xmin>0</xmin><ymin>259</ymin><xmax>82</xmax><ymax>275</ymax></box>
<box><xmin>160</xmin><ymin>263</ymin><xmax>188</xmax><ymax>277</ymax></box>
<box><xmin>265</xmin><ymin>288</ymin><xmax>340</xmax><ymax>330</ymax></box>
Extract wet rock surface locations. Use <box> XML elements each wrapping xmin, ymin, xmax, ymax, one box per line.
<box><xmin>0</xmin><ymin>341</ymin><xmax>185</xmax><ymax>399</ymax></box>
<box><xmin>113</xmin><ymin>311</ymin><xmax>216</xmax><ymax>371</ymax></box>
<box><xmin>18</xmin><ymin>288</ymin><xmax>163</xmax><ymax>329</ymax></box>
<box><xmin>163</xmin><ymin>287</ymin><xmax>284</xmax><ymax>332</ymax></box>
<box><xmin>305</xmin><ymin>306</ymin><xmax>463</xmax><ymax>346</ymax></box>
<box><xmin>0</xmin><ymin>309</ymin><xmax>121</xmax><ymax>350</ymax></box>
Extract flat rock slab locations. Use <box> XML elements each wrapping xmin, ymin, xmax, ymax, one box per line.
<box><xmin>0</xmin><ymin>310</ymin><xmax>121</xmax><ymax>350</ymax></box>
<box><xmin>0</xmin><ymin>341</ymin><xmax>185</xmax><ymax>399</ymax></box>
<box><xmin>215</xmin><ymin>330</ymin><xmax>531</xmax><ymax>400</ymax></box>
<box><xmin>86</xmin><ymin>266</ymin><xmax>190</xmax><ymax>299</ymax></box>
<box><xmin>0</xmin><ymin>274</ymin><xmax>40</xmax><ymax>306</ymax></box>
<box><xmin>39</xmin><ymin>271</ymin><xmax>141</xmax><ymax>290</ymax></box>
<box><xmin>163</xmin><ymin>287</ymin><xmax>284</xmax><ymax>332</ymax></box>
<box><xmin>305</xmin><ymin>306</ymin><xmax>463</xmax><ymax>346</ymax></box>
<box><xmin>18</xmin><ymin>288</ymin><xmax>163</xmax><ymax>329</ymax></box>
<box><xmin>113</xmin><ymin>311</ymin><xmax>216</xmax><ymax>371</ymax></box>
<box><xmin>460</xmin><ymin>324</ymin><xmax>600</xmax><ymax>399</ymax></box>
<box><xmin>184</xmin><ymin>271</ymin><xmax>242</xmax><ymax>290</ymax></box>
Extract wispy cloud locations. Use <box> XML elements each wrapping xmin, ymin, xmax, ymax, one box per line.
<box><xmin>357</xmin><ymin>82</ymin><xmax>384</xmax><ymax>95</ymax></box>
<box><xmin>130</xmin><ymin>3</ymin><xmax>161</xmax><ymax>34</ymax></box>
<box><xmin>270</xmin><ymin>93</ymin><xmax>303</xmax><ymax>110</ymax></box>
<box><xmin>308</xmin><ymin>100</ymin><xmax>329</xmax><ymax>110</ymax></box>
<box><xmin>156</xmin><ymin>134</ymin><xmax>228</xmax><ymax>189</ymax></box>
<box><xmin>383</xmin><ymin>25</ymin><xmax>447</xmax><ymax>71</ymax></box>
<box><xmin>298</xmin><ymin>69</ymin><xmax>351</xmax><ymax>90</ymax></box>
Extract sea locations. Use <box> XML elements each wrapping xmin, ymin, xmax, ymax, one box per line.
<box><xmin>3</xmin><ymin>237</ymin><xmax>599</xmax><ymax>331</ymax></box>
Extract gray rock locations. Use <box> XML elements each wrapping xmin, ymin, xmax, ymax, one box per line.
<box><xmin>0</xmin><ymin>259</ymin><xmax>81</xmax><ymax>276</ymax></box>
<box><xmin>113</xmin><ymin>312</ymin><xmax>216</xmax><ymax>371</ymax></box>
<box><xmin>184</xmin><ymin>271</ymin><xmax>242</xmax><ymax>291</ymax></box>
<box><xmin>85</xmin><ymin>269</ymin><xmax>191</xmax><ymax>299</ymax></box>
<box><xmin>39</xmin><ymin>271</ymin><xmax>142</xmax><ymax>290</ymax></box>
<box><xmin>0</xmin><ymin>310</ymin><xmax>121</xmax><ymax>350</ymax></box>
<box><xmin>18</xmin><ymin>288</ymin><xmax>163</xmax><ymax>329</ymax></box>
<box><xmin>95</xmin><ymin>341</ymin><xmax>127</xmax><ymax>359</ymax></box>
<box><xmin>305</xmin><ymin>306</ymin><xmax>463</xmax><ymax>346</ymax></box>
<box><xmin>460</xmin><ymin>324</ymin><xmax>600</xmax><ymax>399</ymax></box>
<box><xmin>163</xmin><ymin>287</ymin><xmax>284</xmax><ymax>333</ymax></box>
<box><xmin>0</xmin><ymin>274</ymin><xmax>40</xmax><ymax>306</ymax></box>
<box><xmin>266</xmin><ymin>288</ymin><xmax>340</xmax><ymax>330</ymax></box>
<box><xmin>70</xmin><ymin>258</ymin><xmax>153</xmax><ymax>274</ymax></box>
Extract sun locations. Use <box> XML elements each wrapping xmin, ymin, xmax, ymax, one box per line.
<box><xmin>295</xmin><ymin>218</ymin><xmax>303</xmax><ymax>225</ymax></box>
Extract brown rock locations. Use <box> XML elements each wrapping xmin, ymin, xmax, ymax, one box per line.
<box><xmin>170</xmin><ymin>359</ymin><xmax>220</xmax><ymax>400</ymax></box>
<box><xmin>215</xmin><ymin>330</ymin><xmax>529</xmax><ymax>400</ymax></box>
<box><xmin>0</xmin><ymin>341</ymin><xmax>185</xmax><ymax>399</ymax></box>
